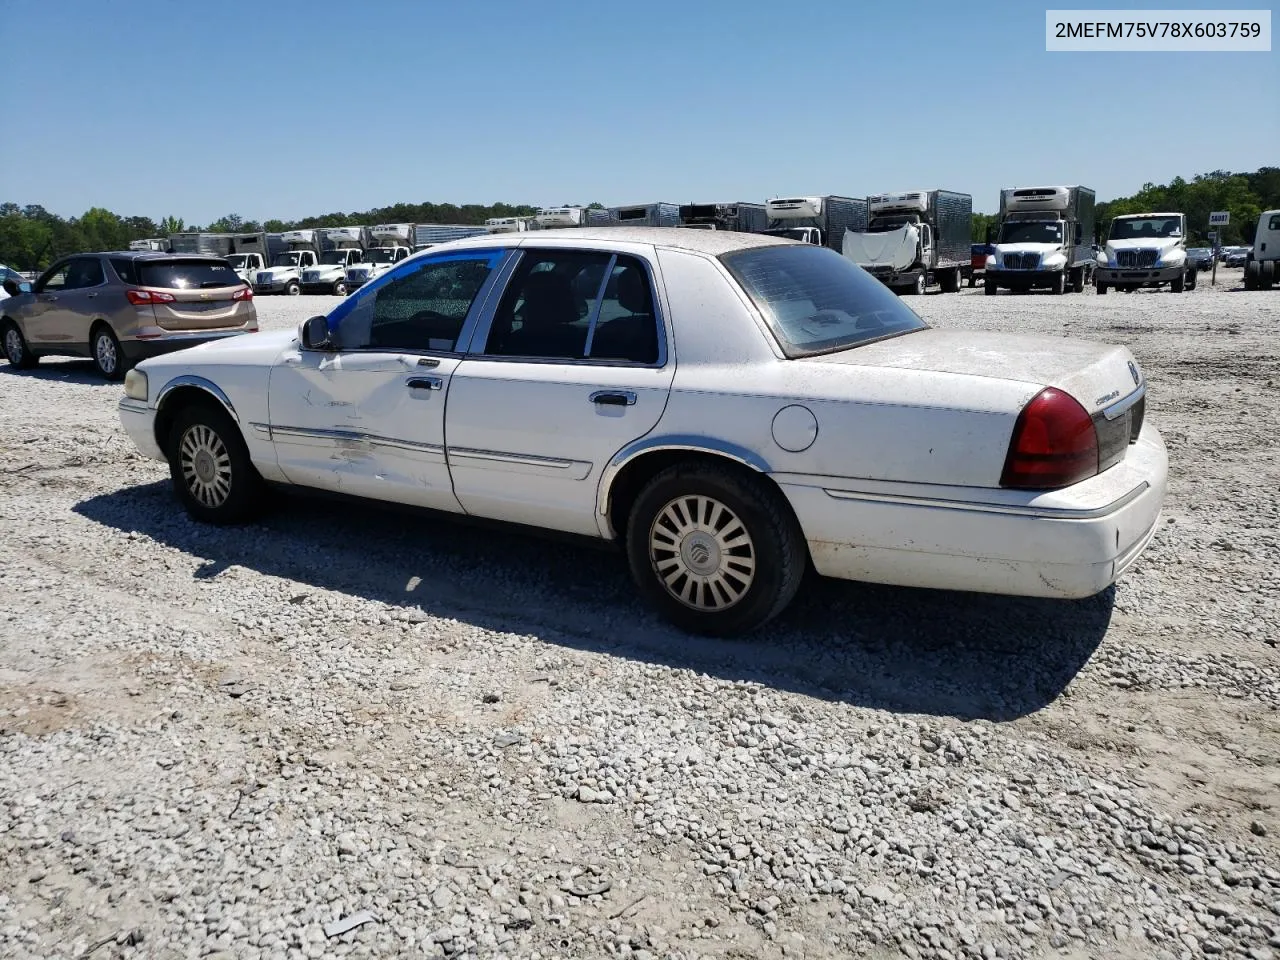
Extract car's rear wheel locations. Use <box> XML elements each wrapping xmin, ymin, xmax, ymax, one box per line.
<box><xmin>2</xmin><ymin>320</ymin><xmax>38</xmax><ymax>369</ymax></box>
<box><xmin>167</xmin><ymin>401</ymin><xmax>264</xmax><ymax>524</ymax></box>
<box><xmin>285</xmin><ymin>281</ymin><xmax>301</xmax><ymax>296</ymax></box>
<box><xmin>625</xmin><ymin>462</ymin><xmax>806</xmax><ymax>636</ymax></box>
<box><xmin>91</xmin><ymin>324</ymin><xmax>125</xmax><ymax>381</ymax></box>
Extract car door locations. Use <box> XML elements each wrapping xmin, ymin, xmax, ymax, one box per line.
<box><xmin>446</xmin><ymin>245</ymin><xmax>676</xmax><ymax>538</ymax></box>
<box><xmin>265</xmin><ymin>248</ymin><xmax>512</xmax><ymax>511</ymax></box>
<box><xmin>21</xmin><ymin>259</ymin><xmax>77</xmax><ymax>347</ymax></box>
<box><xmin>53</xmin><ymin>257</ymin><xmax>108</xmax><ymax>348</ymax></box>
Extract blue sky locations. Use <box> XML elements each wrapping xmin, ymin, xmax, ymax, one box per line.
<box><xmin>2</xmin><ymin>0</ymin><xmax>1275</xmax><ymax>221</ymax></box>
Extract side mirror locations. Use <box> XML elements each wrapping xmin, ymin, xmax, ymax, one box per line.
<box><xmin>300</xmin><ymin>315</ymin><xmax>334</xmax><ymax>350</ymax></box>
<box><xmin>2</xmin><ymin>278</ymin><xmax>21</xmax><ymax>297</ymax></box>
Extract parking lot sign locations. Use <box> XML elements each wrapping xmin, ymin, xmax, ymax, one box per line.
<box><xmin>1209</xmin><ymin>211</ymin><xmax>1230</xmax><ymax>226</ymax></box>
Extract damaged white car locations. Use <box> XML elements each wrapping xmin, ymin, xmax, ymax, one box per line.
<box><xmin>117</xmin><ymin>228</ymin><xmax>1166</xmax><ymax>635</ymax></box>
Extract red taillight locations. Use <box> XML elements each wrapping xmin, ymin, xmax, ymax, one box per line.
<box><xmin>1000</xmin><ymin>388</ymin><xmax>1099</xmax><ymax>490</ymax></box>
<box><xmin>233</xmin><ymin>286</ymin><xmax>253</xmax><ymax>301</ymax></box>
<box><xmin>126</xmin><ymin>288</ymin><xmax>177</xmax><ymax>305</ymax></box>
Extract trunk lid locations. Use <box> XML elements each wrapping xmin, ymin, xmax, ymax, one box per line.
<box><xmin>135</xmin><ymin>258</ymin><xmax>254</xmax><ymax>332</ymax></box>
<box><xmin>809</xmin><ymin>328</ymin><xmax>1144</xmax><ymax>417</ymax></box>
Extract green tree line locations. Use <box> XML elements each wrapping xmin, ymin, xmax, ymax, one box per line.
<box><xmin>3</xmin><ymin>170</ymin><xmax>1276</xmax><ymax>270</ymax></box>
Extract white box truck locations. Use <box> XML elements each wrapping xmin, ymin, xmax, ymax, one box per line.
<box><xmin>344</xmin><ymin>224</ymin><xmax>415</xmax><ymax>291</ymax></box>
<box><xmin>253</xmin><ymin>230</ymin><xmax>322</xmax><ymax>296</ymax></box>
<box><xmin>300</xmin><ymin>226</ymin><xmax>371</xmax><ymax>295</ymax></box>
<box><xmin>762</xmin><ymin>196</ymin><xmax>869</xmax><ymax>250</ymax></box>
<box><xmin>1244</xmin><ymin>209</ymin><xmax>1280</xmax><ymax>290</ymax></box>
<box><xmin>843</xmin><ymin>190</ymin><xmax>973</xmax><ymax>295</ymax></box>
<box><xmin>984</xmin><ymin>185</ymin><xmax>1096</xmax><ymax>295</ymax></box>
<box><xmin>1095</xmin><ymin>212</ymin><xmax>1196</xmax><ymax>294</ymax></box>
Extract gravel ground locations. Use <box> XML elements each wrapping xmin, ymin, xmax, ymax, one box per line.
<box><xmin>1</xmin><ymin>268</ymin><xmax>1277</xmax><ymax>960</ymax></box>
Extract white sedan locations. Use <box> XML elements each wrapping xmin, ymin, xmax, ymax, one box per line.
<box><xmin>117</xmin><ymin>228</ymin><xmax>1166</xmax><ymax>635</ymax></box>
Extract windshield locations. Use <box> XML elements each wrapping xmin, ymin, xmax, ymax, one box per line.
<box><xmin>999</xmin><ymin>221</ymin><xmax>1063</xmax><ymax>244</ymax></box>
<box><xmin>224</xmin><ymin>254</ymin><xmax>252</xmax><ymax>268</ymax></box>
<box><xmin>365</xmin><ymin>248</ymin><xmax>399</xmax><ymax>263</ymax></box>
<box><xmin>867</xmin><ymin>215</ymin><xmax>918</xmax><ymax>233</ymax></box>
<box><xmin>320</xmin><ymin>250</ymin><xmax>355</xmax><ymax>265</ymax></box>
<box><xmin>271</xmin><ymin>252</ymin><xmax>301</xmax><ymax>267</ymax></box>
<box><xmin>1109</xmin><ymin>217</ymin><xmax>1182</xmax><ymax>240</ymax></box>
<box><xmin>720</xmin><ymin>245</ymin><xmax>928</xmax><ymax>358</ymax></box>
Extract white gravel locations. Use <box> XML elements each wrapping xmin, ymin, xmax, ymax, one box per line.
<box><xmin>1</xmin><ymin>269</ymin><xmax>1277</xmax><ymax>960</ymax></box>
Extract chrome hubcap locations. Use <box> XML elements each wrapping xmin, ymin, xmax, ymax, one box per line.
<box><xmin>649</xmin><ymin>495</ymin><xmax>756</xmax><ymax>611</ymax></box>
<box><xmin>4</xmin><ymin>328</ymin><xmax>21</xmax><ymax>362</ymax></box>
<box><xmin>95</xmin><ymin>332</ymin><xmax>117</xmax><ymax>372</ymax></box>
<box><xmin>179</xmin><ymin>424</ymin><xmax>232</xmax><ymax>508</ymax></box>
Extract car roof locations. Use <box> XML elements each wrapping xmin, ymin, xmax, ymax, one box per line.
<box><xmin>94</xmin><ymin>250</ymin><xmax>226</xmax><ymax>261</ymax></box>
<box><xmin>408</xmin><ymin>226</ymin><xmax>796</xmax><ymax>257</ymax></box>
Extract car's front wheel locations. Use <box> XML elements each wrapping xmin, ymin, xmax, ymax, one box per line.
<box><xmin>91</xmin><ymin>324</ymin><xmax>125</xmax><ymax>380</ymax></box>
<box><xmin>167</xmin><ymin>401</ymin><xmax>264</xmax><ymax>524</ymax></box>
<box><xmin>625</xmin><ymin>462</ymin><xmax>806</xmax><ymax>636</ymax></box>
<box><xmin>2</xmin><ymin>320</ymin><xmax>38</xmax><ymax>369</ymax></box>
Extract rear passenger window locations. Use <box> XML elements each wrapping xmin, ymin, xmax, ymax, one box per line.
<box><xmin>481</xmin><ymin>251</ymin><xmax>660</xmax><ymax>364</ymax></box>
<box><xmin>75</xmin><ymin>258</ymin><xmax>105</xmax><ymax>287</ymax></box>
<box><xmin>110</xmin><ymin>259</ymin><xmax>139</xmax><ymax>285</ymax></box>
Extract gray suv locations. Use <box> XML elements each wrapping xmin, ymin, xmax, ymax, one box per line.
<box><xmin>1</xmin><ymin>251</ymin><xmax>258</xmax><ymax>380</ymax></box>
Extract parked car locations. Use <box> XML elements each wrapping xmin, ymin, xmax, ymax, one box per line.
<box><xmin>1186</xmin><ymin>248</ymin><xmax>1213</xmax><ymax>271</ymax></box>
<box><xmin>117</xmin><ymin>228</ymin><xmax>1166</xmax><ymax>636</ymax></box>
<box><xmin>1</xmin><ymin>251</ymin><xmax>257</xmax><ymax>380</ymax></box>
<box><xmin>0</xmin><ymin>264</ymin><xmax>31</xmax><ymax>301</ymax></box>
<box><xmin>1223</xmin><ymin>246</ymin><xmax>1250</xmax><ymax>267</ymax></box>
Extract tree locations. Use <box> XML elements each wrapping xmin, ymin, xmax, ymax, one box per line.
<box><xmin>159</xmin><ymin>215</ymin><xmax>185</xmax><ymax>234</ymax></box>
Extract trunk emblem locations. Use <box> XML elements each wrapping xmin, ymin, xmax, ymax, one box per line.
<box><xmin>1128</xmin><ymin>361</ymin><xmax>1140</xmax><ymax>385</ymax></box>
<box><xmin>199</xmin><ymin>293</ymin><xmax>211</xmax><ymax>300</ymax></box>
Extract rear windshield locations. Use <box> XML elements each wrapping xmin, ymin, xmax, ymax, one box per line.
<box><xmin>719</xmin><ymin>245</ymin><xmax>928</xmax><ymax>357</ymax></box>
<box><xmin>137</xmin><ymin>259</ymin><xmax>244</xmax><ymax>289</ymax></box>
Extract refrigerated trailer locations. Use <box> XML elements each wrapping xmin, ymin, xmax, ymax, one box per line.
<box><xmin>985</xmin><ymin>185</ymin><xmax>1096</xmax><ymax>295</ymax></box>
<box><xmin>843</xmin><ymin>190</ymin><xmax>973</xmax><ymax>295</ymax></box>
<box><xmin>607</xmin><ymin>202</ymin><xmax>680</xmax><ymax>228</ymax></box>
<box><xmin>169</xmin><ymin>232</ymin><xmax>286</xmax><ymax>286</ymax></box>
<box><xmin>763</xmin><ymin>196</ymin><xmax>869</xmax><ymax>251</ymax></box>
<box><xmin>253</xmin><ymin>231</ymin><xmax>321</xmax><ymax>295</ymax></box>
<box><xmin>412</xmin><ymin>224</ymin><xmax>488</xmax><ymax>249</ymax></box>
<box><xmin>677</xmin><ymin>203</ymin><xmax>768</xmax><ymax>233</ymax></box>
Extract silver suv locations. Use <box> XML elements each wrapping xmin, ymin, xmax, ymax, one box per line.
<box><xmin>1</xmin><ymin>251</ymin><xmax>258</xmax><ymax>380</ymax></box>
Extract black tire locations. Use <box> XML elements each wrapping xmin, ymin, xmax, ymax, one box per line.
<box><xmin>1186</xmin><ymin>267</ymin><xmax>1197</xmax><ymax>290</ymax></box>
<box><xmin>1262</xmin><ymin>261</ymin><xmax>1276</xmax><ymax>290</ymax></box>
<box><xmin>625</xmin><ymin>462</ymin><xmax>807</xmax><ymax>637</ymax></box>
<box><xmin>1096</xmin><ymin>282</ymin><xmax>1108</xmax><ymax>295</ymax></box>
<box><xmin>1051</xmin><ymin>271</ymin><xmax>1066</xmax><ymax>295</ymax></box>
<box><xmin>1244</xmin><ymin>262</ymin><xmax>1259</xmax><ymax>290</ymax></box>
<box><xmin>984</xmin><ymin>277</ymin><xmax>998</xmax><ymax>296</ymax></box>
<box><xmin>90</xmin><ymin>324</ymin><xmax>126</xmax><ymax>381</ymax></box>
<box><xmin>967</xmin><ymin>272</ymin><xmax>976</xmax><ymax>288</ymax></box>
<box><xmin>1170</xmin><ymin>272</ymin><xmax>1185</xmax><ymax>293</ymax></box>
<box><xmin>2</xmin><ymin>319</ymin><xmax>38</xmax><ymax>369</ymax></box>
<box><xmin>166</xmin><ymin>401</ymin><xmax>264</xmax><ymax>525</ymax></box>
<box><xmin>1070</xmin><ymin>267</ymin><xmax>1085</xmax><ymax>293</ymax></box>
<box><xmin>285</xmin><ymin>280</ymin><xmax>301</xmax><ymax>296</ymax></box>
<box><xmin>333</xmin><ymin>280</ymin><xmax>348</xmax><ymax>296</ymax></box>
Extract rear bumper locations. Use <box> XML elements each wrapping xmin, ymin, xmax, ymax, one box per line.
<box><xmin>776</xmin><ymin>425</ymin><xmax>1168</xmax><ymax>599</ymax></box>
<box><xmin>121</xmin><ymin>330</ymin><xmax>252</xmax><ymax>362</ymax></box>
<box><xmin>1096</xmin><ymin>265</ymin><xmax>1183</xmax><ymax>285</ymax></box>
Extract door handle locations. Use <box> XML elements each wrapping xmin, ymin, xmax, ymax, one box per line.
<box><xmin>86</xmin><ymin>292</ymin><xmax>97</xmax><ymax>298</ymax></box>
<box><xmin>589</xmin><ymin>390</ymin><xmax>636</xmax><ymax>406</ymax></box>
<box><xmin>407</xmin><ymin>376</ymin><xmax>443</xmax><ymax>391</ymax></box>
